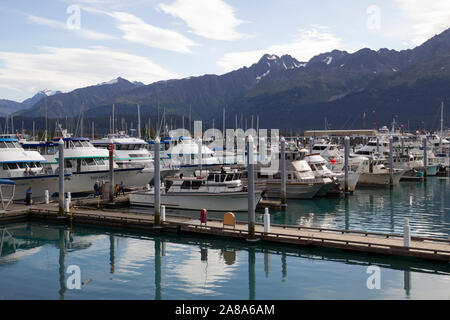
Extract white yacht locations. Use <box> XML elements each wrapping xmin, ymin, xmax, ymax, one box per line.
<box><xmin>22</xmin><ymin>135</ymin><xmax>154</xmax><ymax>196</ymax></box>
<box><xmin>129</xmin><ymin>170</ymin><xmax>262</xmax><ymax>212</ymax></box>
<box><xmin>0</xmin><ymin>137</ymin><xmax>67</xmax><ymax>201</ymax></box>
<box><xmin>357</xmin><ymin>155</ymin><xmax>406</xmax><ymax>187</ymax></box>
<box><xmin>92</xmin><ymin>132</ymin><xmax>179</xmax><ymax>181</ymax></box>
<box><xmin>92</xmin><ymin>132</ymin><xmax>154</xmax><ymax>169</ymax></box>
<box><xmin>310</xmin><ymin>141</ymin><xmax>361</xmax><ymax>191</ymax></box>
<box><xmin>305</xmin><ymin>153</ymin><xmax>357</xmax><ymax>194</ymax></box>
<box><xmin>149</xmin><ymin>136</ymin><xmax>222</xmax><ymax>175</ymax></box>
<box><xmin>254</xmin><ymin>147</ymin><xmax>331</xmax><ymax>199</ymax></box>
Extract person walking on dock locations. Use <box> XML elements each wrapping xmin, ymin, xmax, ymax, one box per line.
<box><xmin>119</xmin><ymin>181</ymin><xmax>125</xmax><ymax>195</ymax></box>
<box><xmin>25</xmin><ymin>186</ymin><xmax>32</xmax><ymax>205</ymax></box>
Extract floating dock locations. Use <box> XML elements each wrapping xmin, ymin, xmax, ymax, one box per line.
<box><xmin>1</xmin><ymin>200</ymin><xmax>450</xmax><ymax>262</ymax></box>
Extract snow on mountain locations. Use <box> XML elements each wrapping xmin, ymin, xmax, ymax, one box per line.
<box><xmin>98</xmin><ymin>78</ymin><xmax>119</xmax><ymax>86</ymax></box>
<box><xmin>323</xmin><ymin>56</ymin><xmax>333</xmax><ymax>65</ymax></box>
<box><xmin>256</xmin><ymin>69</ymin><xmax>271</xmax><ymax>82</ymax></box>
<box><xmin>41</xmin><ymin>89</ymin><xmax>62</xmax><ymax>96</ymax></box>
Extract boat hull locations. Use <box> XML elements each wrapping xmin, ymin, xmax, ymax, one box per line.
<box><xmin>336</xmin><ymin>173</ymin><xmax>361</xmax><ymax>192</ymax></box>
<box><xmin>54</xmin><ymin>168</ymin><xmax>154</xmax><ymax>196</ymax></box>
<box><xmin>8</xmin><ymin>174</ymin><xmax>67</xmax><ymax>201</ymax></box>
<box><xmin>357</xmin><ymin>171</ymin><xmax>404</xmax><ymax>187</ymax></box>
<box><xmin>261</xmin><ymin>182</ymin><xmax>322</xmax><ymax>199</ymax></box>
<box><xmin>129</xmin><ymin>191</ymin><xmax>262</xmax><ymax>212</ymax></box>
<box><xmin>315</xmin><ymin>181</ymin><xmax>338</xmax><ymax>197</ymax></box>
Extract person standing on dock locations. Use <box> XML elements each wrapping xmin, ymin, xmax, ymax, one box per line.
<box><xmin>114</xmin><ymin>184</ymin><xmax>119</xmax><ymax>198</ymax></box>
<box><xmin>94</xmin><ymin>181</ymin><xmax>99</xmax><ymax>198</ymax></box>
<box><xmin>25</xmin><ymin>186</ymin><xmax>32</xmax><ymax>205</ymax></box>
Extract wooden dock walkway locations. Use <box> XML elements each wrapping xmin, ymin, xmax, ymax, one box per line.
<box><xmin>1</xmin><ymin>201</ymin><xmax>450</xmax><ymax>262</ymax></box>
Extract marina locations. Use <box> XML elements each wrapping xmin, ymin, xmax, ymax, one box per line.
<box><xmin>1</xmin><ymin>121</ymin><xmax>450</xmax><ymax>302</ymax></box>
<box><xmin>1</xmin><ymin>3</ymin><xmax>450</xmax><ymax>303</ymax></box>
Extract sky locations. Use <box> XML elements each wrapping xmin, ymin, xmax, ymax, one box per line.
<box><xmin>0</xmin><ymin>0</ymin><xmax>449</xmax><ymax>102</ymax></box>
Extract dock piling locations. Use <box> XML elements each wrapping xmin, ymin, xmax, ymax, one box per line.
<box><xmin>422</xmin><ymin>137</ymin><xmax>428</xmax><ymax>177</ymax></box>
<box><xmin>154</xmin><ymin>137</ymin><xmax>161</xmax><ymax>225</ymax></box>
<box><xmin>161</xmin><ymin>205</ymin><xmax>166</xmax><ymax>222</ymax></box>
<box><xmin>58</xmin><ymin>139</ymin><xmax>65</xmax><ymax>216</ymax></box>
<box><xmin>247</xmin><ymin>135</ymin><xmax>256</xmax><ymax>239</ymax></box>
<box><xmin>344</xmin><ymin>136</ymin><xmax>350</xmax><ymax>194</ymax></box>
<box><xmin>65</xmin><ymin>197</ymin><xmax>70</xmax><ymax>214</ymax></box>
<box><xmin>389</xmin><ymin>136</ymin><xmax>394</xmax><ymax>187</ymax></box>
<box><xmin>404</xmin><ymin>218</ymin><xmax>411</xmax><ymax>247</ymax></box>
<box><xmin>108</xmin><ymin>139</ymin><xmax>114</xmax><ymax>203</ymax></box>
<box><xmin>264</xmin><ymin>207</ymin><xmax>270</xmax><ymax>233</ymax></box>
<box><xmin>45</xmin><ymin>190</ymin><xmax>49</xmax><ymax>204</ymax></box>
<box><xmin>280</xmin><ymin>137</ymin><xmax>287</xmax><ymax>208</ymax></box>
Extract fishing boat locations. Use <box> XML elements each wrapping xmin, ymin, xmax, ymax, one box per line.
<box><xmin>357</xmin><ymin>156</ymin><xmax>406</xmax><ymax>187</ymax></box>
<box><xmin>129</xmin><ymin>169</ymin><xmax>262</xmax><ymax>211</ymax></box>
<box><xmin>304</xmin><ymin>153</ymin><xmax>343</xmax><ymax>196</ymax></box>
<box><xmin>254</xmin><ymin>147</ymin><xmax>330</xmax><ymax>199</ymax></box>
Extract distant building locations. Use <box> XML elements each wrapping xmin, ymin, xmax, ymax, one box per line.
<box><xmin>303</xmin><ymin>129</ymin><xmax>378</xmax><ymax>137</ymax></box>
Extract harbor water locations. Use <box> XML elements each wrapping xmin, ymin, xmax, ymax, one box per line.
<box><xmin>0</xmin><ymin>177</ymin><xmax>449</xmax><ymax>299</ymax></box>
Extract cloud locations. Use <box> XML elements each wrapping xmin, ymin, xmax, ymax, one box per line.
<box><xmin>157</xmin><ymin>0</ymin><xmax>247</xmax><ymax>41</ymax></box>
<box><xmin>28</xmin><ymin>15</ymin><xmax>115</xmax><ymax>41</ymax></box>
<box><xmin>82</xmin><ymin>7</ymin><xmax>196</xmax><ymax>52</ymax></box>
<box><xmin>395</xmin><ymin>0</ymin><xmax>450</xmax><ymax>45</ymax></box>
<box><xmin>110</xmin><ymin>11</ymin><xmax>196</xmax><ymax>52</ymax></box>
<box><xmin>218</xmin><ymin>26</ymin><xmax>346</xmax><ymax>72</ymax></box>
<box><xmin>0</xmin><ymin>46</ymin><xmax>180</xmax><ymax>95</ymax></box>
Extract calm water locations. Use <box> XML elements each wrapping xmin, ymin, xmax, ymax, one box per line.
<box><xmin>0</xmin><ymin>177</ymin><xmax>449</xmax><ymax>300</ymax></box>
<box><xmin>130</xmin><ymin>176</ymin><xmax>450</xmax><ymax>239</ymax></box>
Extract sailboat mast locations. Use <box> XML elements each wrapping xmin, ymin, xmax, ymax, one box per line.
<box><xmin>45</xmin><ymin>98</ymin><xmax>48</xmax><ymax>141</ymax></box>
<box><xmin>112</xmin><ymin>104</ymin><xmax>115</xmax><ymax>134</ymax></box>
<box><xmin>137</xmin><ymin>104</ymin><xmax>141</xmax><ymax>138</ymax></box>
<box><xmin>440</xmin><ymin>101</ymin><xmax>444</xmax><ymax>154</ymax></box>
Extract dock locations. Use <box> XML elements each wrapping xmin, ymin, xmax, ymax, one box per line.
<box><xmin>2</xmin><ymin>199</ymin><xmax>449</xmax><ymax>262</ymax></box>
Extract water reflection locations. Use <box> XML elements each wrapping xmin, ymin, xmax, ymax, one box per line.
<box><xmin>264</xmin><ymin>249</ymin><xmax>270</xmax><ymax>278</ymax></box>
<box><xmin>110</xmin><ymin>235</ymin><xmax>115</xmax><ymax>274</ymax></box>
<box><xmin>248</xmin><ymin>247</ymin><xmax>255</xmax><ymax>300</ymax></box>
<box><xmin>404</xmin><ymin>270</ymin><xmax>411</xmax><ymax>299</ymax></box>
<box><xmin>155</xmin><ymin>238</ymin><xmax>162</xmax><ymax>300</ymax></box>
<box><xmin>266</xmin><ymin>177</ymin><xmax>450</xmax><ymax>239</ymax></box>
<box><xmin>221</xmin><ymin>249</ymin><xmax>236</xmax><ymax>266</ymax></box>
<box><xmin>0</xmin><ymin>222</ymin><xmax>449</xmax><ymax>300</ymax></box>
<box><xmin>58</xmin><ymin>228</ymin><xmax>66</xmax><ymax>300</ymax></box>
<box><xmin>122</xmin><ymin>178</ymin><xmax>450</xmax><ymax>239</ymax></box>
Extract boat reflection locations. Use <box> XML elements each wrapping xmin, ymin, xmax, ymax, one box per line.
<box><xmin>0</xmin><ymin>222</ymin><xmax>449</xmax><ymax>300</ymax></box>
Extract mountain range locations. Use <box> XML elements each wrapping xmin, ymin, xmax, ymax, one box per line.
<box><xmin>7</xmin><ymin>27</ymin><xmax>450</xmax><ymax>131</ymax></box>
<box><xmin>0</xmin><ymin>90</ymin><xmax>62</xmax><ymax>116</ymax></box>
